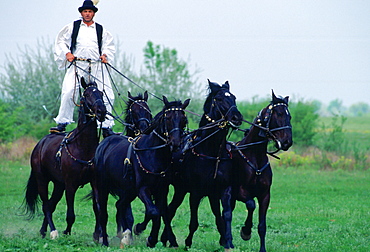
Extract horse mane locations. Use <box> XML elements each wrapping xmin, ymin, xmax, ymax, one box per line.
<box><xmin>271</xmin><ymin>95</ymin><xmax>288</xmax><ymax>105</ymax></box>
<box><xmin>203</xmin><ymin>85</ymin><xmax>220</xmax><ymax>114</ymax></box>
<box><xmin>143</xmin><ymin>99</ymin><xmax>183</xmax><ymax>134</ymax></box>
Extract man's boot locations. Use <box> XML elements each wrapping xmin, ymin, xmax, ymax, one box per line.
<box><xmin>50</xmin><ymin>123</ymin><xmax>67</xmax><ymax>133</ymax></box>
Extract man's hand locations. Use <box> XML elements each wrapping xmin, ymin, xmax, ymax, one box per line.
<box><xmin>100</xmin><ymin>54</ymin><xmax>108</xmax><ymax>63</ymax></box>
<box><xmin>66</xmin><ymin>52</ymin><xmax>75</xmax><ymax>62</ymax></box>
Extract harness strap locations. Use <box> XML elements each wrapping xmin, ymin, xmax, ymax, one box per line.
<box><xmin>237</xmin><ymin>149</ymin><xmax>270</xmax><ymax>175</ymax></box>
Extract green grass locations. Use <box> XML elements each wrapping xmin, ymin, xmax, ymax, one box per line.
<box><xmin>318</xmin><ymin>116</ymin><xmax>370</xmax><ymax>150</ymax></box>
<box><xmin>0</xmin><ymin>161</ymin><xmax>369</xmax><ymax>251</ymax></box>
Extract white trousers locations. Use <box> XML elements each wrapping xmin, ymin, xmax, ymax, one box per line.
<box><xmin>54</xmin><ymin>62</ymin><xmax>115</xmax><ymax>128</ymax></box>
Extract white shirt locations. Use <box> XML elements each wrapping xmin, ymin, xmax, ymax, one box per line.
<box><xmin>54</xmin><ymin>19</ymin><xmax>115</xmax><ymax>69</ymax></box>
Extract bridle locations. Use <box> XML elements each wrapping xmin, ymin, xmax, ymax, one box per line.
<box><xmin>204</xmin><ymin>94</ymin><xmax>240</xmax><ymax>129</ymax></box>
<box><xmin>256</xmin><ymin>102</ymin><xmax>292</xmax><ymax>153</ymax></box>
<box><xmin>79</xmin><ymin>85</ymin><xmax>104</xmax><ymax>122</ymax></box>
<box><xmin>126</xmin><ymin>99</ymin><xmax>152</xmax><ymax>136</ymax></box>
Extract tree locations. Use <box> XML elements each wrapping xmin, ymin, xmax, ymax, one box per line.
<box><xmin>138</xmin><ymin>41</ymin><xmax>203</xmax><ymax>115</ymax></box>
<box><xmin>0</xmin><ymin>40</ymin><xmax>63</xmax><ymax>124</ymax></box>
<box><xmin>327</xmin><ymin>99</ymin><xmax>344</xmax><ymax>115</ymax></box>
<box><xmin>348</xmin><ymin>102</ymin><xmax>370</xmax><ymax>117</ymax></box>
<box><xmin>290</xmin><ymin>100</ymin><xmax>320</xmax><ymax>146</ymax></box>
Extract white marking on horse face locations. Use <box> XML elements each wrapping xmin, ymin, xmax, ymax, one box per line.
<box><xmin>225</xmin><ymin>92</ymin><xmax>231</xmax><ymax>97</ymax></box>
<box><xmin>285</xmin><ymin>108</ymin><xmax>289</xmax><ymax>115</ymax></box>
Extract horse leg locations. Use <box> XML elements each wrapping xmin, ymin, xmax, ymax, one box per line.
<box><xmin>37</xmin><ymin>178</ymin><xmax>58</xmax><ymax>239</ymax></box>
<box><xmin>117</xmin><ymin>199</ymin><xmax>135</xmax><ymax>248</ymax></box>
<box><xmin>256</xmin><ymin>193</ymin><xmax>270</xmax><ymax>252</ymax></box>
<box><xmin>133</xmin><ymin>212</ymin><xmax>150</xmax><ymax>236</ymax></box>
<box><xmin>115</xmin><ymin>198</ymin><xmax>124</xmax><ymax>237</ymax></box>
<box><xmin>115</xmin><ymin>200</ymin><xmax>134</xmax><ymax>239</ymax></box>
<box><xmin>97</xmin><ymin>188</ymin><xmax>109</xmax><ymax>246</ymax></box>
<box><xmin>41</xmin><ymin>181</ymin><xmax>65</xmax><ymax>238</ymax></box>
<box><xmin>63</xmin><ymin>185</ymin><xmax>78</xmax><ymax>235</ymax></box>
<box><xmin>90</xmin><ymin>182</ymin><xmax>102</xmax><ymax>242</ymax></box>
<box><xmin>156</xmin><ymin>187</ymin><xmax>178</xmax><ymax>248</ymax></box>
<box><xmin>160</xmin><ymin>185</ymin><xmax>187</xmax><ymax>246</ymax></box>
<box><xmin>220</xmin><ymin>186</ymin><xmax>234</xmax><ymax>249</ymax></box>
<box><xmin>138</xmin><ymin>186</ymin><xmax>159</xmax><ymax>248</ymax></box>
<box><xmin>208</xmin><ymin>196</ymin><xmax>226</xmax><ymax>247</ymax></box>
<box><xmin>241</xmin><ymin>198</ymin><xmax>256</xmax><ymax>241</ymax></box>
<box><xmin>185</xmin><ymin>193</ymin><xmax>202</xmax><ymax>249</ymax></box>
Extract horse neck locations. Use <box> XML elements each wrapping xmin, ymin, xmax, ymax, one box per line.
<box><xmin>196</xmin><ymin>126</ymin><xmax>229</xmax><ymax>156</ymax></box>
<box><xmin>239</xmin><ymin>125</ymin><xmax>268</xmax><ymax>162</ymax></box>
<box><xmin>75</xmin><ymin>113</ymin><xmax>99</xmax><ymax>148</ymax></box>
<box><xmin>125</xmin><ymin>128</ymin><xmax>136</xmax><ymax>137</ymax></box>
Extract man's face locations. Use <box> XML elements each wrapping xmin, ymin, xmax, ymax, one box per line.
<box><xmin>81</xmin><ymin>9</ymin><xmax>95</xmax><ymax>23</ymax></box>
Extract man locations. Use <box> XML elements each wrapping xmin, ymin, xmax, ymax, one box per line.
<box><xmin>51</xmin><ymin>0</ymin><xmax>116</xmax><ymax>137</ymax></box>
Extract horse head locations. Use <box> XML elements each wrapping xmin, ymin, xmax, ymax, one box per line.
<box><xmin>155</xmin><ymin>96</ymin><xmax>190</xmax><ymax>151</ymax></box>
<box><xmin>202</xmin><ymin>79</ymin><xmax>243</xmax><ymax>128</ymax></box>
<box><xmin>125</xmin><ymin>91</ymin><xmax>152</xmax><ymax>136</ymax></box>
<box><xmin>80</xmin><ymin>77</ymin><xmax>107</xmax><ymax>123</ymax></box>
<box><xmin>255</xmin><ymin>90</ymin><xmax>293</xmax><ymax>151</ymax></box>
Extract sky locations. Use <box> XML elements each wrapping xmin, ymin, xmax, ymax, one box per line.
<box><xmin>1</xmin><ymin>0</ymin><xmax>370</xmax><ymax>107</ymax></box>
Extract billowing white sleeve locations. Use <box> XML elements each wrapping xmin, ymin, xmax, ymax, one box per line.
<box><xmin>101</xmin><ymin>29</ymin><xmax>115</xmax><ymax>63</ymax></box>
<box><xmin>54</xmin><ymin>23</ymin><xmax>73</xmax><ymax>70</ymax></box>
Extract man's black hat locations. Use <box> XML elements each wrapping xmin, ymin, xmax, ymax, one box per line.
<box><xmin>78</xmin><ymin>0</ymin><xmax>98</xmax><ymax>13</ymax></box>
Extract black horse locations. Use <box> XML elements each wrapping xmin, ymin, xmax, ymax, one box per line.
<box><xmin>23</xmin><ymin>78</ymin><xmax>106</xmax><ymax>239</ymax></box>
<box><xmin>113</xmin><ymin>90</ymin><xmax>153</xmax><ymax>241</ymax></box>
<box><xmin>93</xmin><ymin>96</ymin><xmax>190</xmax><ymax>247</ymax></box>
<box><xmin>231</xmin><ymin>91</ymin><xmax>293</xmax><ymax>252</ymax></box>
<box><xmin>155</xmin><ymin>80</ymin><xmax>243</xmax><ymax>250</ymax></box>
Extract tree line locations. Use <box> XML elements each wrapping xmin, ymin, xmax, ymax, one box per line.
<box><xmin>0</xmin><ymin>40</ymin><xmax>368</xmax><ymax>148</ymax></box>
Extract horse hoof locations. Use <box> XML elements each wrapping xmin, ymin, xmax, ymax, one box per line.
<box><xmin>146</xmin><ymin>237</ymin><xmax>157</xmax><ymax>248</ymax></box>
<box><xmin>133</xmin><ymin>223</ymin><xmax>143</xmax><ymax>235</ymax></box>
<box><xmin>50</xmin><ymin>230</ymin><xmax>59</xmax><ymax>239</ymax></box>
<box><xmin>120</xmin><ymin>229</ymin><xmax>133</xmax><ymax>248</ymax></box>
<box><xmin>240</xmin><ymin>228</ymin><xmax>251</xmax><ymax>241</ymax></box>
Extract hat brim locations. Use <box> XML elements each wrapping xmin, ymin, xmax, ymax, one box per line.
<box><xmin>78</xmin><ymin>6</ymin><xmax>98</xmax><ymax>12</ymax></box>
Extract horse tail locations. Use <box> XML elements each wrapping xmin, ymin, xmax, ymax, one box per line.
<box><xmin>22</xmin><ymin>171</ymin><xmax>40</xmax><ymax>220</ymax></box>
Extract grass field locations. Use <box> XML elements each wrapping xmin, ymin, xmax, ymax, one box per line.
<box><xmin>0</xmin><ymin>160</ymin><xmax>369</xmax><ymax>252</ymax></box>
<box><xmin>317</xmin><ymin>116</ymin><xmax>370</xmax><ymax>150</ymax></box>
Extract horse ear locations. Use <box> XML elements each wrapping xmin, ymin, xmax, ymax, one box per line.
<box><xmin>128</xmin><ymin>91</ymin><xmax>132</xmax><ymax>99</ymax></box>
<box><xmin>208</xmin><ymin>79</ymin><xmax>219</xmax><ymax>93</ymax></box>
<box><xmin>163</xmin><ymin>96</ymin><xmax>169</xmax><ymax>106</ymax></box>
<box><xmin>144</xmin><ymin>91</ymin><xmax>148</xmax><ymax>101</ymax></box>
<box><xmin>81</xmin><ymin>77</ymin><xmax>88</xmax><ymax>89</ymax></box>
<box><xmin>272</xmin><ymin>89</ymin><xmax>276</xmax><ymax>98</ymax></box>
<box><xmin>284</xmin><ymin>96</ymin><xmax>289</xmax><ymax>104</ymax></box>
<box><xmin>182</xmin><ymin>98</ymin><xmax>191</xmax><ymax>109</ymax></box>
<box><xmin>272</xmin><ymin>89</ymin><xmax>278</xmax><ymax>103</ymax></box>
<box><xmin>222</xmin><ymin>81</ymin><xmax>230</xmax><ymax>90</ymax></box>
